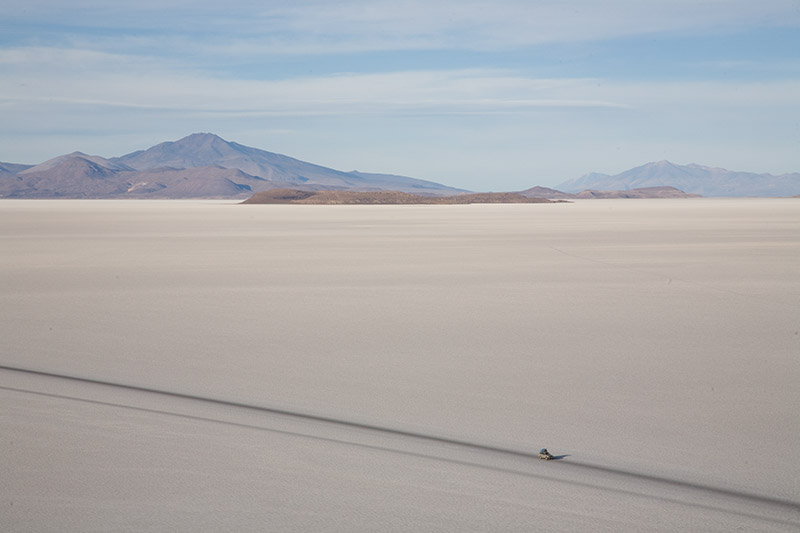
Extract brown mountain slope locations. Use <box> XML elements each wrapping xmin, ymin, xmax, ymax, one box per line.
<box><xmin>120</xmin><ymin>166</ymin><xmax>271</xmax><ymax>198</ymax></box>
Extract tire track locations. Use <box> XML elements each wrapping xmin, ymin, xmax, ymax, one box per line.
<box><xmin>2</xmin><ymin>363</ymin><xmax>798</xmax><ymax>524</ymax></box>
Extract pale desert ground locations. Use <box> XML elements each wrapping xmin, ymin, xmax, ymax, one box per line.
<box><xmin>1</xmin><ymin>198</ymin><xmax>798</xmax><ymax>532</ymax></box>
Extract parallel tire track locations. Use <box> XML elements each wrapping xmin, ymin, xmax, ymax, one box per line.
<box><xmin>2</xmin><ymin>363</ymin><xmax>798</xmax><ymax>521</ymax></box>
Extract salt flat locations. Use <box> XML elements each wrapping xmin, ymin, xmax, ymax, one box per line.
<box><xmin>1</xmin><ymin>199</ymin><xmax>798</xmax><ymax>531</ymax></box>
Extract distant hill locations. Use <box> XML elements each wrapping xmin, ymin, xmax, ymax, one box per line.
<box><xmin>0</xmin><ymin>133</ymin><xmax>465</xmax><ymax>199</ymax></box>
<box><xmin>572</xmin><ymin>186</ymin><xmax>701</xmax><ymax>199</ymax></box>
<box><xmin>0</xmin><ymin>161</ymin><xmax>34</xmax><ymax>175</ymax></box>
<box><xmin>21</xmin><ymin>152</ymin><xmax>134</xmax><ymax>174</ymax></box>
<box><xmin>556</xmin><ymin>161</ymin><xmax>800</xmax><ymax>197</ymax></box>
<box><xmin>518</xmin><ymin>186</ymin><xmax>576</xmax><ymax>200</ymax></box>
<box><xmin>520</xmin><ymin>185</ymin><xmax>699</xmax><ymax>199</ymax></box>
<box><xmin>243</xmin><ymin>189</ymin><xmax>556</xmax><ymax>205</ymax></box>
<box><xmin>9</xmin><ymin>156</ymin><xmax>129</xmax><ymax>198</ymax></box>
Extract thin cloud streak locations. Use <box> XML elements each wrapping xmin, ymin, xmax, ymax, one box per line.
<box><xmin>0</xmin><ymin>50</ymin><xmax>630</xmax><ymax>114</ymax></box>
<box><xmin>2</xmin><ymin>49</ymin><xmax>795</xmax><ymax>117</ymax></box>
<box><xmin>5</xmin><ymin>1</ymin><xmax>799</xmax><ymax>56</ymax></box>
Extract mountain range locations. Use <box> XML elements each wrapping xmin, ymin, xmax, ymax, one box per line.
<box><xmin>0</xmin><ymin>133</ymin><xmax>465</xmax><ymax>199</ymax></box>
<box><xmin>555</xmin><ymin>160</ymin><xmax>800</xmax><ymax>198</ymax></box>
<box><xmin>519</xmin><ymin>185</ymin><xmax>700</xmax><ymax>199</ymax></box>
<box><xmin>2</xmin><ymin>135</ymin><xmax>797</xmax><ymax>198</ymax></box>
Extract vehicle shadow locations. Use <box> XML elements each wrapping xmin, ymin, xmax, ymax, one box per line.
<box><xmin>551</xmin><ymin>454</ymin><xmax>570</xmax><ymax>460</ymax></box>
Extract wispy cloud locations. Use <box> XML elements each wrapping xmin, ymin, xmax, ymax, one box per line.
<box><xmin>5</xmin><ymin>45</ymin><xmax>798</xmax><ymax>117</ymax></box>
<box><xmin>252</xmin><ymin>0</ymin><xmax>800</xmax><ymax>53</ymax></box>
<box><xmin>6</xmin><ymin>0</ymin><xmax>799</xmax><ymax>56</ymax></box>
<box><xmin>0</xmin><ymin>48</ymin><xmax>631</xmax><ymax>115</ymax></box>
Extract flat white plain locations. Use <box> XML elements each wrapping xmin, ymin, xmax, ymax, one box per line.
<box><xmin>1</xmin><ymin>199</ymin><xmax>798</xmax><ymax>531</ymax></box>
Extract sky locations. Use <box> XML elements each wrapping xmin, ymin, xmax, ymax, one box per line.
<box><xmin>1</xmin><ymin>0</ymin><xmax>799</xmax><ymax>190</ymax></box>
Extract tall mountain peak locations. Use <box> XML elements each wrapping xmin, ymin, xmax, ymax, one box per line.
<box><xmin>1</xmin><ymin>133</ymin><xmax>466</xmax><ymax>198</ymax></box>
<box><xmin>115</xmin><ymin>133</ymin><xmax>246</xmax><ymax>170</ymax></box>
<box><xmin>174</xmin><ymin>132</ymin><xmax>228</xmax><ymax>147</ymax></box>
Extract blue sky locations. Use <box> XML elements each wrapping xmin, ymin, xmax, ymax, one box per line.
<box><xmin>1</xmin><ymin>0</ymin><xmax>799</xmax><ymax>190</ymax></box>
